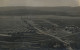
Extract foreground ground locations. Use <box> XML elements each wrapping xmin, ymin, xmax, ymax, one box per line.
<box><xmin>0</xmin><ymin>15</ymin><xmax>80</xmax><ymax>50</ymax></box>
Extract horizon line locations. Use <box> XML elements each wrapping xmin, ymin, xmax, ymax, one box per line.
<box><xmin>0</xmin><ymin>5</ymin><xmax>80</xmax><ymax>7</ymax></box>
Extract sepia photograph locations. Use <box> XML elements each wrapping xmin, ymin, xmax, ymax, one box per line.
<box><xmin>0</xmin><ymin>0</ymin><xmax>80</xmax><ymax>50</ymax></box>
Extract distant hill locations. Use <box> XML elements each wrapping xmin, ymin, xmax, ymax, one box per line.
<box><xmin>0</xmin><ymin>6</ymin><xmax>80</xmax><ymax>16</ymax></box>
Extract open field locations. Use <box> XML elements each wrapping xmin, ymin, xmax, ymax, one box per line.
<box><xmin>0</xmin><ymin>15</ymin><xmax>80</xmax><ymax>50</ymax></box>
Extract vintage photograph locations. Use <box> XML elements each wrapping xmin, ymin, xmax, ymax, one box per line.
<box><xmin>0</xmin><ymin>0</ymin><xmax>80</xmax><ymax>50</ymax></box>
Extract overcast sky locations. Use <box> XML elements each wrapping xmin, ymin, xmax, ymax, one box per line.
<box><xmin>0</xmin><ymin>0</ymin><xmax>79</xmax><ymax>7</ymax></box>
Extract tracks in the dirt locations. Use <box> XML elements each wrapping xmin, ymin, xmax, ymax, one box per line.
<box><xmin>25</xmin><ymin>19</ymin><xmax>67</xmax><ymax>43</ymax></box>
<box><xmin>21</xmin><ymin>16</ymin><xmax>73</xmax><ymax>50</ymax></box>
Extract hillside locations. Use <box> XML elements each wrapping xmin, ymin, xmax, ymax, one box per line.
<box><xmin>0</xmin><ymin>6</ymin><xmax>80</xmax><ymax>16</ymax></box>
